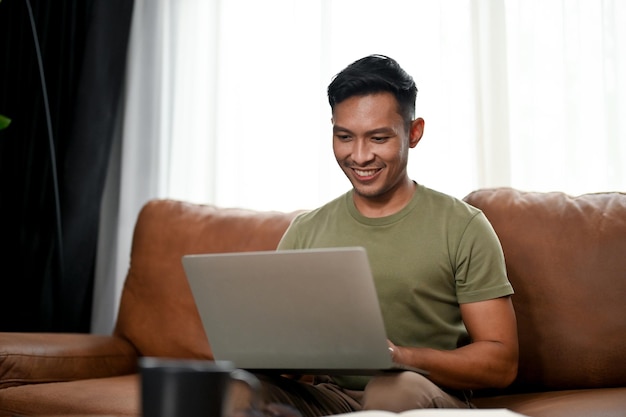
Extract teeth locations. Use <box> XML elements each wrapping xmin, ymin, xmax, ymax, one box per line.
<box><xmin>354</xmin><ymin>169</ymin><xmax>378</xmax><ymax>177</ymax></box>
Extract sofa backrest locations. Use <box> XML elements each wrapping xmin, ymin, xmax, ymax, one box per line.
<box><xmin>464</xmin><ymin>188</ymin><xmax>626</xmax><ymax>391</ymax></box>
<box><xmin>115</xmin><ymin>191</ymin><xmax>626</xmax><ymax>391</ymax></box>
<box><xmin>114</xmin><ymin>199</ymin><xmax>300</xmax><ymax>359</ymax></box>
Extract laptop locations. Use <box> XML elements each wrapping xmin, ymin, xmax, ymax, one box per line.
<box><xmin>182</xmin><ymin>247</ymin><xmax>427</xmax><ymax>376</ymax></box>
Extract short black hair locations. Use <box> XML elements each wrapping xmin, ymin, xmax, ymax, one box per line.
<box><xmin>327</xmin><ymin>54</ymin><xmax>418</xmax><ymax>126</ymax></box>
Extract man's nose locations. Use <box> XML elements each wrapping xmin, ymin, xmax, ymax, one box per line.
<box><xmin>352</xmin><ymin>139</ymin><xmax>374</xmax><ymax>164</ymax></box>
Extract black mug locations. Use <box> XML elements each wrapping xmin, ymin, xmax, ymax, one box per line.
<box><xmin>139</xmin><ymin>357</ymin><xmax>260</xmax><ymax>417</ymax></box>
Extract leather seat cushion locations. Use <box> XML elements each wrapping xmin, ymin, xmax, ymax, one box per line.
<box><xmin>473</xmin><ymin>387</ymin><xmax>626</xmax><ymax>417</ymax></box>
<box><xmin>0</xmin><ymin>374</ymin><xmax>139</xmax><ymax>417</ymax></box>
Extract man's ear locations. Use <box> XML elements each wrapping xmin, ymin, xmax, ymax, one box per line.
<box><xmin>409</xmin><ymin>118</ymin><xmax>425</xmax><ymax>148</ymax></box>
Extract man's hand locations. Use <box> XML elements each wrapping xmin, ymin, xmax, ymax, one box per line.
<box><xmin>387</xmin><ymin>339</ymin><xmax>399</xmax><ymax>361</ymax></box>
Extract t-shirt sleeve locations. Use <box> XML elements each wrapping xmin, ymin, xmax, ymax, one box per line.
<box><xmin>454</xmin><ymin>211</ymin><xmax>514</xmax><ymax>303</ymax></box>
<box><xmin>276</xmin><ymin>214</ymin><xmax>304</xmax><ymax>250</ymax></box>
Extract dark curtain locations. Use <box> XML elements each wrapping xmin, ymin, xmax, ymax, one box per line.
<box><xmin>0</xmin><ymin>0</ymin><xmax>134</xmax><ymax>332</ymax></box>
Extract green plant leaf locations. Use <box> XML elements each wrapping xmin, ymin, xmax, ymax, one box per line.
<box><xmin>0</xmin><ymin>115</ymin><xmax>11</xmax><ymax>130</ymax></box>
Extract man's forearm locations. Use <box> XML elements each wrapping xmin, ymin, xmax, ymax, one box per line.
<box><xmin>391</xmin><ymin>341</ymin><xmax>518</xmax><ymax>390</ymax></box>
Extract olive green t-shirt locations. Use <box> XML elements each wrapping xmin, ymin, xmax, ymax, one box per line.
<box><xmin>277</xmin><ymin>183</ymin><xmax>513</xmax><ymax>389</ymax></box>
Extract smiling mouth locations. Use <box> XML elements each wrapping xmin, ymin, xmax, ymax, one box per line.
<box><xmin>353</xmin><ymin>168</ymin><xmax>381</xmax><ymax>179</ymax></box>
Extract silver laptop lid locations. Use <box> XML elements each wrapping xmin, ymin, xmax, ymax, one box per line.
<box><xmin>182</xmin><ymin>247</ymin><xmax>394</xmax><ymax>373</ymax></box>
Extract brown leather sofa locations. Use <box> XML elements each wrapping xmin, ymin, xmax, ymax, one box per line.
<box><xmin>1</xmin><ymin>187</ymin><xmax>625</xmax><ymax>417</ymax></box>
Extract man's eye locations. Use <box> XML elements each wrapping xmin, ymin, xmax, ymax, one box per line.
<box><xmin>336</xmin><ymin>135</ymin><xmax>351</xmax><ymax>141</ymax></box>
<box><xmin>372</xmin><ymin>137</ymin><xmax>389</xmax><ymax>143</ymax></box>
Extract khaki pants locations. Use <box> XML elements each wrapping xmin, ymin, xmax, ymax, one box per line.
<box><xmin>230</xmin><ymin>372</ymin><xmax>471</xmax><ymax>417</ymax></box>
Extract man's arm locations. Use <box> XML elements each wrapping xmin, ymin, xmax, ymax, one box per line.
<box><xmin>389</xmin><ymin>296</ymin><xmax>518</xmax><ymax>390</ymax></box>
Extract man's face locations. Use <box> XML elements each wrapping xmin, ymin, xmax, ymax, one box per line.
<box><xmin>332</xmin><ymin>92</ymin><xmax>423</xmax><ymax>207</ymax></box>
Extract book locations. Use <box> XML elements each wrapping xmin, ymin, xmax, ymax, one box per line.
<box><xmin>330</xmin><ymin>409</ymin><xmax>527</xmax><ymax>417</ymax></box>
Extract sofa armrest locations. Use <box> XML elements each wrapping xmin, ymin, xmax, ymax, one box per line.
<box><xmin>0</xmin><ymin>332</ymin><xmax>139</xmax><ymax>389</ymax></box>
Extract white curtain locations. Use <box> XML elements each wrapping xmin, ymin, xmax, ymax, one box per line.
<box><xmin>91</xmin><ymin>0</ymin><xmax>626</xmax><ymax>334</ymax></box>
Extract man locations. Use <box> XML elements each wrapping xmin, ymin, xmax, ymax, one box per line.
<box><xmin>234</xmin><ymin>54</ymin><xmax>518</xmax><ymax>416</ymax></box>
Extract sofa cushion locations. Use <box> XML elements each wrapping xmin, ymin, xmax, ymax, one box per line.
<box><xmin>463</xmin><ymin>188</ymin><xmax>626</xmax><ymax>390</ymax></box>
<box><xmin>114</xmin><ymin>199</ymin><xmax>300</xmax><ymax>360</ymax></box>
<box><xmin>0</xmin><ymin>374</ymin><xmax>139</xmax><ymax>417</ymax></box>
<box><xmin>473</xmin><ymin>387</ymin><xmax>626</xmax><ymax>417</ymax></box>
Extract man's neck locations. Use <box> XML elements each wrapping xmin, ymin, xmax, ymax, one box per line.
<box><xmin>353</xmin><ymin>180</ymin><xmax>417</xmax><ymax>218</ymax></box>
